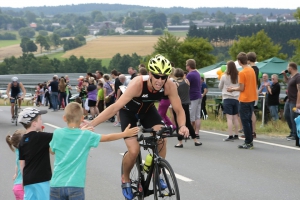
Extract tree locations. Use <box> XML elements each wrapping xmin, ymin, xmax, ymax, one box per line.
<box><xmin>170</xmin><ymin>14</ymin><xmax>181</xmax><ymax>25</ymax></box>
<box><xmin>36</xmin><ymin>35</ymin><xmax>50</xmax><ymax>53</ymax></box>
<box><xmin>20</xmin><ymin>37</ymin><xmax>37</xmax><ymax>53</ymax></box>
<box><xmin>18</xmin><ymin>27</ymin><xmax>35</xmax><ymax>38</ymax></box>
<box><xmin>12</xmin><ymin>17</ymin><xmax>26</xmax><ymax>29</ymax></box>
<box><xmin>153</xmin><ymin>32</ymin><xmax>182</xmax><ymax>66</ymax></box>
<box><xmin>178</xmin><ymin>37</ymin><xmax>216</xmax><ymax>69</ymax></box>
<box><xmin>289</xmin><ymin>39</ymin><xmax>300</xmax><ymax>64</ymax></box>
<box><xmin>152</xmin><ymin>28</ymin><xmax>163</xmax><ymax>35</ymax></box>
<box><xmin>294</xmin><ymin>8</ymin><xmax>300</xmax><ymax>22</ymax></box>
<box><xmin>38</xmin><ymin>30</ymin><xmax>48</xmax><ymax>36</ymax></box>
<box><xmin>229</xmin><ymin>30</ymin><xmax>287</xmax><ymax>61</ymax></box>
<box><xmin>50</xmin><ymin>33</ymin><xmax>61</xmax><ymax>50</ymax></box>
<box><xmin>24</xmin><ymin>11</ymin><xmax>37</xmax><ymax>23</ymax></box>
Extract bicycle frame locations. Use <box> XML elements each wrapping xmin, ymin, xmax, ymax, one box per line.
<box><xmin>136</xmin><ymin>127</ymin><xmax>176</xmax><ymax>198</ymax></box>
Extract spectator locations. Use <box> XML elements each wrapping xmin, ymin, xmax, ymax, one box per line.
<box><xmin>158</xmin><ymin>68</ymin><xmax>176</xmax><ymax>130</ymax></box>
<box><xmin>103</xmin><ymin>74</ymin><xmax>115</xmax><ymax>122</ymax></box>
<box><xmin>65</xmin><ymin>78</ymin><xmax>72</xmax><ymax>105</ymax></box>
<box><xmin>200</xmin><ymin>77</ymin><xmax>208</xmax><ymax>120</ymax></box>
<box><xmin>48</xmin><ymin>76</ymin><xmax>59</xmax><ymax>111</ymax></box>
<box><xmin>128</xmin><ymin>67</ymin><xmax>137</xmax><ymax>80</ymax></box>
<box><xmin>282</xmin><ymin>62</ymin><xmax>300</xmax><ymax>146</ymax></box>
<box><xmin>87</xmin><ymin>77</ymin><xmax>99</xmax><ymax>120</ymax></box>
<box><xmin>219</xmin><ymin>61</ymin><xmax>240</xmax><ymax>141</ymax></box>
<box><xmin>138</xmin><ymin>63</ymin><xmax>146</xmax><ymax>70</ymax></box>
<box><xmin>186</xmin><ymin>59</ymin><xmax>202</xmax><ymax>139</ymax></box>
<box><xmin>111</xmin><ymin>70</ymin><xmax>122</xmax><ymax>126</ymax></box>
<box><xmin>96</xmin><ymin>82</ymin><xmax>104</xmax><ymax>114</ymax></box>
<box><xmin>266</xmin><ymin>74</ymin><xmax>281</xmax><ymax>122</ymax></box>
<box><xmin>259</xmin><ymin>73</ymin><xmax>273</xmax><ymax>124</ymax></box>
<box><xmin>139</xmin><ymin>67</ymin><xmax>148</xmax><ymax>75</ymax></box>
<box><xmin>227</xmin><ymin>52</ymin><xmax>258</xmax><ymax>149</ymax></box>
<box><xmin>173</xmin><ymin>68</ymin><xmax>202</xmax><ymax>148</ymax></box>
<box><xmin>58</xmin><ymin>78</ymin><xmax>67</xmax><ymax>110</ymax></box>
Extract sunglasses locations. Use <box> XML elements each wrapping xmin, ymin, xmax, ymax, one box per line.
<box><xmin>151</xmin><ymin>72</ymin><xmax>168</xmax><ymax>80</ymax></box>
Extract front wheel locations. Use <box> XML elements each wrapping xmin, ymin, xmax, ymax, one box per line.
<box><xmin>14</xmin><ymin>103</ymin><xmax>18</xmax><ymax>126</ymax></box>
<box><xmin>121</xmin><ymin>151</ymin><xmax>144</xmax><ymax>200</ymax></box>
<box><xmin>153</xmin><ymin>159</ymin><xmax>180</xmax><ymax>200</ymax></box>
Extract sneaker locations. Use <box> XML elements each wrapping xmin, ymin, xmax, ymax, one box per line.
<box><xmin>223</xmin><ymin>136</ymin><xmax>234</xmax><ymax>142</ymax></box>
<box><xmin>11</xmin><ymin>118</ymin><xmax>15</xmax><ymax>123</ymax></box>
<box><xmin>238</xmin><ymin>129</ymin><xmax>243</xmax><ymax>133</ymax></box>
<box><xmin>122</xmin><ymin>182</ymin><xmax>133</xmax><ymax>200</ymax></box>
<box><xmin>238</xmin><ymin>142</ymin><xmax>254</xmax><ymax>149</ymax></box>
<box><xmin>287</xmin><ymin>136</ymin><xmax>296</xmax><ymax>141</ymax></box>
<box><xmin>114</xmin><ymin>122</ymin><xmax>121</xmax><ymax>127</ymax></box>
<box><xmin>233</xmin><ymin>135</ymin><xmax>239</xmax><ymax>140</ymax></box>
<box><xmin>159</xmin><ymin>179</ymin><xmax>167</xmax><ymax>190</ymax></box>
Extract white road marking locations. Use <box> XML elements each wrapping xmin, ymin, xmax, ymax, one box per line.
<box><xmin>201</xmin><ymin>130</ymin><xmax>300</xmax><ymax>151</ymax></box>
<box><xmin>44</xmin><ymin>123</ymin><xmax>60</xmax><ymax>129</ymax></box>
<box><xmin>119</xmin><ymin>153</ymin><xmax>193</xmax><ymax>182</ymax></box>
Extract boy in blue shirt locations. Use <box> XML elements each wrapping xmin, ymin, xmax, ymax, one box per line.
<box><xmin>49</xmin><ymin>102</ymin><xmax>139</xmax><ymax>199</ymax></box>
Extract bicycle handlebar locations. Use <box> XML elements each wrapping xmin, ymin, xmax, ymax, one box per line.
<box><xmin>137</xmin><ymin>126</ymin><xmax>182</xmax><ymax>142</ymax></box>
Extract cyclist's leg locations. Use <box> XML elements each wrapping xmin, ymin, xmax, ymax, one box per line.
<box><xmin>10</xmin><ymin>97</ymin><xmax>16</xmax><ymax>118</ymax></box>
<box><xmin>119</xmin><ymin>109</ymin><xmax>139</xmax><ymax>199</ymax></box>
<box><xmin>123</xmin><ymin>138</ymin><xmax>140</xmax><ymax>182</ymax></box>
<box><xmin>18</xmin><ymin>93</ymin><xmax>22</xmax><ymax>108</ymax></box>
<box><xmin>140</xmin><ymin>106</ymin><xmax>166</xmax><ymax>158</ymax></box>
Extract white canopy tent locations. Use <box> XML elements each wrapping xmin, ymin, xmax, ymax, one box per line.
<box><xmin>203</xmin><ymin>61</ymin><xmax>243</xmax><ymax>79</ymax></box>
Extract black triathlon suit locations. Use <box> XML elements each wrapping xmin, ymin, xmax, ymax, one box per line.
<box><xmin>10</xmin><ymin>82</ymin><xmax>21</xmax><ymax>103</ymax></box>
<box><xmin>120</xmin><ymin>76</ymin><xmax>166</xmax><ymax>135</ymax></box>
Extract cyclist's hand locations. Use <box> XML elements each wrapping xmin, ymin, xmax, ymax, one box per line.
<box><xmin>124</xmin><ymin>124</ymin><xmax>139</xmax><ymax>137</ymax></box>
<box><xmin>80</xmin><ymin>124</ymin><xmax>94</xmax><ymax>131</ymax></box>
<box><xmin>179</xmin><ymin>125</ymin><xmax>189</xmax><ymax>138</ymax></box>
<box><xmin>80</xmin><ymin>120</ymin><xmax>90</xmax><ymax>128</ymax></box>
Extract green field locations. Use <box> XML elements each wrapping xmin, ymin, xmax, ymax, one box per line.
<box><xmin>168</xmin><ymin>31</ymin><xmax>188</xmax><ymax>37</ymax></box>
<box><xmin>0</xmin><ymin>39</ymin><xmax>21</xmax><ymax>48</ymax></box>
<box><xmin>46</xmin><ymin>52</ymin><xmax>65</xmax><ymax>60</ymax></box>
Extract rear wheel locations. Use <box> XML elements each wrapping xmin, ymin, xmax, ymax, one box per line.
<box><xmin>153</xmin><ymin>159</ymin><xmax>180</xmax><ymax>200</ymax></box>
<box><xmin>14</xmin><ymin>102</ymin><xmax>18</xmax><ymax>126</ymax></box>
<box><xmin>121</xmin><ymin>151</ymin><xmax>144</xmax><ymax>200</ymax></box>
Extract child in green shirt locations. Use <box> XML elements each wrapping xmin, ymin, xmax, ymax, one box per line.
<box><xmin>49</xmin><ymin>102</ymin><xmax>139</xmax><ymax>199</ymax></box>
<box><xmin>96</xmin><ymin>82</ymin><xmax>104</xmax><ymax>113</ymax></box>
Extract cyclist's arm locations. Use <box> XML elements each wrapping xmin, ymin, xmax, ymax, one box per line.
<box><xmin>90</xmin><ymin>77</ymin><xmax>142</xmax><ymax>127</ymax></box>
<box><xmin>19</xmin><ymin>83</ymin><xmax>26</xmax><ymax>98</ymax></box>
<box><xmin>6</xmin><ymin>83</ymin><xmax>11</xmax><ymax>98</ymax></box>
<box><xmin>165</xmin><ymin>80</ymin><xmax>185</xmax><ymax>127</ymax></box>
<box><xmin>165</xmin><ymin>79</ymin><xmax>189</xmax><ymax>136</ymax></box>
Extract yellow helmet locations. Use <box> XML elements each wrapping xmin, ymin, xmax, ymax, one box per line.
<box><xmin>148</xmin><ymin>54</ymin><xmax>172</xmax><ymax>75</ymax></box>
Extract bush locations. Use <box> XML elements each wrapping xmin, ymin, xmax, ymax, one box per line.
<box><xmin>152</xmin><ymin>28</ymin><xmax>163</xmax><ymax>35</ymax></box>
<box><xmin>0</xmin><ymin>33</ymin><xmax>17</xmax><ymax>40</ymax></box>
<box><xmin>38</xmin><ymin>30</ymin><xmax>48</xmax><ymax>36</ymax></box>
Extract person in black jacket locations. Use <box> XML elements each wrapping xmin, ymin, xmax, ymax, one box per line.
<box><xmin>266</xmin><ymin>74</ymin><xmax>281</xmax><ymax>121</ymax></box>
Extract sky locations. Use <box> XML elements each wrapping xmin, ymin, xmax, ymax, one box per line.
<box><xmin>1</xmin><ymin>0</ymin><xmax>299</xmax><ymax>9</ymax></box>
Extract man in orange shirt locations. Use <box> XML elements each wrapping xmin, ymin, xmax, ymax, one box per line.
<box><xmin>227</xmin><ymin>52</ymin><xmax>258</xmax><ymax>149</ymax></box>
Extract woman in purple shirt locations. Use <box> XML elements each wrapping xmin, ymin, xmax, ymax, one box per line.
<box><xmin>87</xmin><ymin>77</ymin><xmax>99</xmax><ymax>120</ymax></box>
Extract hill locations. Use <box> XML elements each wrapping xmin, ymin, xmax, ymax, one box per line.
<box><xmin>1</xmin><ymin>4</ymin><xmax>296</xmax><ymax>16</ymax></box>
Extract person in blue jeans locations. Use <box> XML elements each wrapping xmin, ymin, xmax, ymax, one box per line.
<box><xmin>49</xmin><ymin>102</ymin><xmax>139</xmax><ymax>200</ymax></box>
<box><xmin>281</xmin><ymin>62</ymin><xmax>300</xmax><ymax>146</ymax></box>
<box><xmin>49</xmin><ymin>76</ymin><xmax>59</xmax><ymax>111</ymax></box>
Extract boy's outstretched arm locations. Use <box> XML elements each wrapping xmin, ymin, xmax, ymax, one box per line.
<box><xmin>100</xmin><ymin>124</ymin><xmax>139</xmax><ymax>142</ymax></box>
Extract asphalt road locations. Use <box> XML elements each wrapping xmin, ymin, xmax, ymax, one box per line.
<box><xmin>0</xmin><ymin>106</ymin><xmax>300</xmax><ymax>200</ymax></box>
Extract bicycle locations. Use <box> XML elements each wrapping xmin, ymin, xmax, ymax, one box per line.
<box><xmin>12</xmin><ymin>97</ymin><xmax>20</xmax><ymax>126</ymax></box>
<box><xmin>121</xmin><ymin>126</ymin><xmax>180</xmax><ymax>200</ymax></box>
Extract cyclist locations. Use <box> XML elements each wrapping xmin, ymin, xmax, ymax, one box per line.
<box><xmin>89</xmin><ymin>54</ymin><xmax>189</xmax><ymax>200</ymax></box>
<box><xmin>6</xmin><ymin>77</ymin><xmax>26</xmax><ymax>123</ymax></box>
